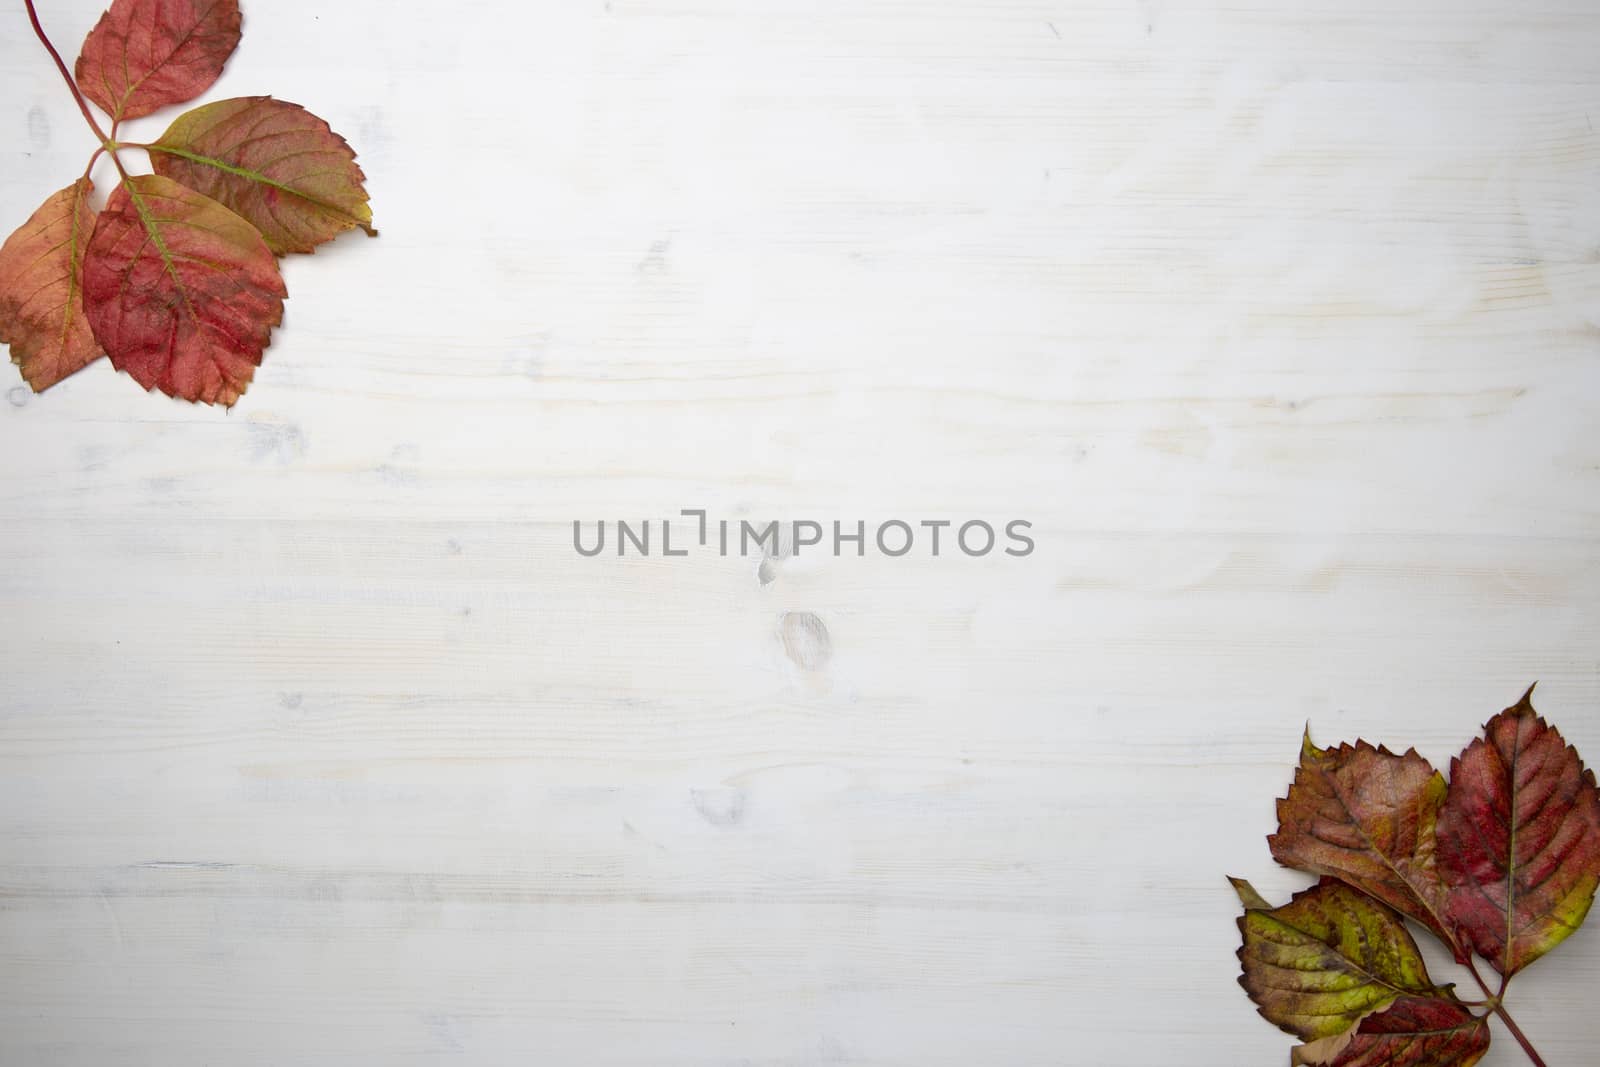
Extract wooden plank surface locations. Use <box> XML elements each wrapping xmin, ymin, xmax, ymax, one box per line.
<box><xmin>1</xmin><ymin>0</ymin><xmax>1597</xmax><ymax>1062</ymax></box>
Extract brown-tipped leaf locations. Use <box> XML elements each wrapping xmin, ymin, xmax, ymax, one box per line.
<box><xmin>1437</xmin><ymin>685</ymin><xmax>1600</xmax><ymax>976</ymax></box>
<box><xmin>1269</xmin><ymin>732</ymin><xmax>1456</xmax><ymax>953</ymax></box>
<box><xmin>1290</xmin><ymin>997</ymin><xmax>1489</xmax><ymax>1067</ymax></box>
<box><xmin>0</xmin><ymin>179</ymin><xmax>103</xmax><ymax>390</ymax></box>
<box><xmin>82</xmin><ymin>175</ymin><xmax>285</xmax><ymax>406</ymax></box>
<box><xmin>150</xmin><ymin>97</ymin><xmax>376</xmax><ymax>255</ymax></box>
<box><xmin>1233</xmin><ymin>878</ymin><xmax>1442</xmax><ymax>1042</ymax></box>
<box><xmin>75</xmin><ymin>0</ymin><xmax>243</xmax><ymax>122</ymax></box>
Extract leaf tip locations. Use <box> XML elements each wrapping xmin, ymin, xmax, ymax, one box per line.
<box><xmin>1300</xmin><ymin>724</ymin><xmax>1326</xmax><ymax>763</ymax></box>
<box><xmin>1492</xmin><ymin>681</ymin><xmax>1540</xmax><ymax>726</ymax></box>
<box><xmin>1229</xmin><ymin>876</ymin><xmax>1272</xmax><ymax>910</ymax></box>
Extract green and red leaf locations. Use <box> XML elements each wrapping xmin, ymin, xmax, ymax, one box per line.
<box><xmin>1232</xmin><ymin>877</ymin><xmax>1443</xmax><ymax>1042</ymax></box>
<box><xmin>0</xmin><ymin>179</ymin><xmax>103</xmax><ymax>391</ymax></box>
<box><xmin>1289</xmin><ymin>997</ymin><xmax>1490</xmax><ymax>1067</ymax></box>
<box><xmin>75</xmin><ymin>0</ymin><xmax>242</xmax><ymax>122</ymax></box>
<box><xmin>149</xmin><ymin>96</ymin><xmax>376</xmax><ymax>255</ymax></box>
<box><xmin>1269</xmin><ymin>733</ymin><xmax>1457</xmax><ymax>953</ymax></box>
<box><xmin>1437</xmin><ymin>685</ymin><xmax>1600</xmax><ymax>976</ymax></box>
<box><xmin>82</xmin><ymin>175</ymin><xmax>285</xmax><ymax>406</ymax></box>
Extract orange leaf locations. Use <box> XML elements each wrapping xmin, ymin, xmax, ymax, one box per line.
<box><xmin>1268</xmin><ymin>733</ymin><xmax>1457</xmax><ymax>954</ymax></box>
<box><xmin>74</xmin><ymin>0</ymin><xmax>242</xmax><ymax>122</ymax></box>
<box><xmin>82</xmin><ymin>175</ymin><xmax>285</xmax><ymax>406</ymax></box>
<box><xmin>0</xmin><ymin>179</ymin><xmax>103</xmax><ymax>391</ymax></box>
<box><xmin>150</xmin><ymin>97</ymin><xmax>376</xmax><ymax>255</ymax></box>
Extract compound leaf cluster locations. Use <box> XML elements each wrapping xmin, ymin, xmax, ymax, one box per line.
<box><xmin>1234</xmin><ymin>686</ymin><xmax>1600</xmax><ymax>1066</ymax></box>
<box><xmin>0</xmin><ymin>0</ymin><xmax>374</xmax><ymax>406</ymax></box>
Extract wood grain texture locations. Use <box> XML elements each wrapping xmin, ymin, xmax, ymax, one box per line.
<box><xmin>1</xmin><ymin>0</ymin><xmax>1598</xmax><ymax>1063</ymax></box>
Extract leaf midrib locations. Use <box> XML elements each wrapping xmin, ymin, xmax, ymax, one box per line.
<box><xmin>1504</xmin><ymin>722</ymin><xmax>1522</xmax><ymax>975</ymax></box>
<box><xmin>59</xmin><ymin>182</ymin><xmax>88</xmax><ymax>354</ymax></box>
<box><xmin>1319</xmin><ymin>761</ymin><xmax>1457</xmax><ymax>953</ymax></box>
<box><xmin>1258</xmin><ymin>925</ymin><xmax>1420</xmax><ymax>1000</ymax></box>
<box><xmin>147</xmin><ymin>144</ymin><xmax>368</xmax><ymax>225</ymax></box>
<box><xmin>112</xmin><ymin>0</ymin><xmax>232</xmax><ymax>120</ymax></box>
<box><xmin>124</xmin><ymin>182</ymin><xmax>198</xmax><ymax>325</ymax></box>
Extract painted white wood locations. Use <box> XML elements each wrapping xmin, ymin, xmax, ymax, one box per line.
<box><xmin>2</xmin><ymin>0</ymin><xmax>1598</xmax><ymax>1062</ymax></box>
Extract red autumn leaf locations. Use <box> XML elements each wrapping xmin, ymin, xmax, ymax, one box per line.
<box><xmin>82</xmin><ymin>174</ymin><xmax>285</xmax><ymax>406</ymax></box>
<box><xmin>148</xmin><ymin>96</ymin><xmax>376</xmax><ymax>255</ymax></box>
<box><xmin>74</xmin><ymin>0</ymin><xmax>242</xmax><ymax>122</ymax></box>
<box><xmin>0</xmin><ymin>178</ymin><xmax>103</xmax><ymax>390</ymax></box>
<box><xmin>1269</xmin><ymin>732</ymin><xmax>1458</xmax><ymax>954</ymax></box>
<box><xmin>1289</xmin><ymin>996</ymin><xmax>1490</xmax><ymax>1067</ymax></box>
<box><xmin>1436</xmin><ymin>685</ymin><xmax>1600</xmax><ymax>976</ymax></box>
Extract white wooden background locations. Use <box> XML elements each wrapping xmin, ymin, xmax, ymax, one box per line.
<box><xmin>2</xmin><ymin>0</ymin><xmax>1598</xmax><ymax>1063</ymax></box>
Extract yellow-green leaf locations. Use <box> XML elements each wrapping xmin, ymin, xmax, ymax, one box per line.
<box><xmin>1233</xmin><ymin>878</ymin><xmax>1442</xmax><ymax>1041</ymax></box>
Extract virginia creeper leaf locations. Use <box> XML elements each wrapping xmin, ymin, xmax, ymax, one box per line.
<box><xmin>1289</xmin><ymin>997</ymin><xmax>1490</xmax><ymax>1067</ymax></box>
<box><xmin>0</xmin><ymin>179</ymin><xmax>103</xmax><ymax>390</ymax></box>
<box><xmin>74</xmin><ymin>0</ymin><xmax>243</xmax><ymax>122</ymax></box>
<box><xmin>148</xmin><ymin>96</ymin><xmax>376</xmax><ymax>254</ymax></box>
<box><xmin>1232</xmin><ymin>877</ymin><xmax>1443</xmax><ymax>1042</ymax></box>
<box><xmin>1269</xmin><ymin>733</ymin><xmax>1457</xmax><ymax>953</ymax></box>
<box><xmin>1436</xmin><ymin>685</ymin><xmax>1600</xmax><ymax>976</ymax></box>
<box><xmin>82</xmin><ymin>175</ymin><xmax>285</xmax><ymax>406</ymax></box>
<box><xmin>5</xmin><ymin>1</ymin><xmax>373</xmax><ymax>407</ymax></box>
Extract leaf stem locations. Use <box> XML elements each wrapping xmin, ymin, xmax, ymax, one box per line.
<box><xmin>23</xmin><ymin>0</ymin><xmax>128</xmax><ymax>181</ymax></box>
<box><xmin>1462</xmin><ymin>958</ymin><xmax>1545</xmax><ymax>1067</ymax></box>
<box><xmin>80</xmin><ymin>144</ymin><xmax>104</xmax><ymax>183</ymax></box>
<box><xmin>23</xmin><ymin>0</ymin><xmax>107</xmax><ymax>143</ymax></box>
<box><xmin>1463</xmin><ymin>955</ymin><xmax>1496</xmax><ymax>1002</ymax></box>
<box><xmin>1492</xmin><ymin>1003</ymin><xmax>1548</xmax><ymax>1067</ymax></box>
